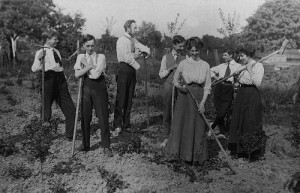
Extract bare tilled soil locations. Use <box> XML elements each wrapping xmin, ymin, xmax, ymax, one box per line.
<box><xmin>0</xmin><ymin>73</ymin><xmax>299</xmax><ymax>193</ymax></box>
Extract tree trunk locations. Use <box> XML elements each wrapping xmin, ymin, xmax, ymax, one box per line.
<box><xmin>9</xmin><ymin>35</ymin><xmax>19</xmax><ymax>70</ymax></box>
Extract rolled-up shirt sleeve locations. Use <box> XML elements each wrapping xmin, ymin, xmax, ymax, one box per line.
<box><xmin>74</xmin><ymin>54</ymin><xmax>84</xmax><ymax>70</ymax></box>
<box><xmin>204</xmin><ymin>64</ymin><xmax>212</xmax><ymax>95</ymax></box>
<box><xmin>134</xmin><ymin>39</ymin><xmax>150</xmax><ymax>55</ymax></box>
<box><xmin>117</xmin><ymin>37</ymin><xmax>140</xmax><ymax>70</ymax></box>
<box><xmin>251</xmin><ymin>63</ymin><xmax>264</xmax><ymax>86</ymax></box>
<box><xmin>159</xmin><ymin>55</ymin><xmax>169</xmax><ymax>79</ymax></box>
<box><xmin>31</xmin><ymin>49</ymin><xmax>43</xmax><ymax>72</ymax></box>
<box><xmin>89</xmin><ymin>55</ymin><xmax>106</xmax><ymax>79</ymax></box>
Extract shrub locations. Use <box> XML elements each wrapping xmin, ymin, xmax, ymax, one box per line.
<box><xmin>21</xmin><ymin>116</ymin><xmax>59</xmax><ymax>180</ymax></box>
<box><xmin>3</xmin><ymin>80</ymin><xmax>14</xmax><ymax>86</ymax></box>
<box><xmin>0</xmin><ymin>138</ymin><xmax>18</xmax><ymax>157</ymax></box>
<box><xmin>6</xmin><ymin>95</ymin><xmax>18</xmax><ymax>106</ymax></box>
<box><xmin>0</xmin><ymin>86</ymin><xmax>10</xmax><ymax>95</ymax></box>
<box><xmin>5</xmin><ymin>162</ymin><xmax>32</xmax><ymax>180</ymax></box>
<box><xmin>48</xmin><ymin>177</ymin><xmax>72</xmax><ymax>193</ymax></box>
<box><xmin>97</xmin><ymin>166</ymin><xmax>129</xmax><ymax>193</ymax></box>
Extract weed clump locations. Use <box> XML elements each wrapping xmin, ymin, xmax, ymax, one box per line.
<box><xmin>98</xmin><ymin>166</ymin><xmax>129</xmax><ymax>193</ymax></box>
<box><xmin>5</xmin><ymin>162</ymin><xmax>32</xmax><ymax>179</ymax></box>
<box><xmin>48</xmin><ymin>177</ymin><xmax>72</xmax><ymax>193</ymax></box>
<box><xmin>21</xmin><ymin>116</ymin><xmax>59</xmax><ymax>179</ymax></box>
<box><xmin>0</xmin><ymin>138</ymin><xmax>18</xmax><ymax>157</ymax></box>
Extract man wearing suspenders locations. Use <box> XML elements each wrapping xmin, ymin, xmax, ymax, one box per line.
<box><xmin>74</xmin><ymin>34</ymin><xmax>112</xmax><ymax>156</ymax></box>
<box><xmin>159</xmin><ymin>35</ymin><xmax>186</xmax><ymax>147</ymax></box>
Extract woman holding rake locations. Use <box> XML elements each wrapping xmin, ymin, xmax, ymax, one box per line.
<box><xmin>228</xmin><ymin>45</ymin><xmax>266</xmax><ymax>160</ymax></box>
<box><xmin>165</xmin><ymin>37</ymin><xmax>211</xmax><ymax>163</ymax></box>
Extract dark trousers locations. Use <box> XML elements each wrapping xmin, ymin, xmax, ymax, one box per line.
<box><xmin>211</xmin><ymin>83</ymin><xmax>234</xmax><ymax>134</ymax></box>
<box><xmin>113</xmin><ymin>62</ymin><xmax>136</xmax><ymax>129</ymax></box>
<box><xmin>81</xmin><ymin>76</ymin><xmax>110</xmax><ymax>148</ymax></box>
<box><xmin>44</xmin><ymin>71</ymin><xmax>75</xmax><ymax>138</ymax></box>
<box><xmin>162</xmin><ymin>81</ymin><xmax>176</xmax><ymax>137</ymax></box>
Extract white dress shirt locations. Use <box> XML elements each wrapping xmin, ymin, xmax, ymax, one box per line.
<box><xmin>210</xmin><ymin>60</ymin><xmax>241</xmax><ymax>83</ymax></box>
<box><xmin>74</xmin><ymin>52</ymin><xmax>106</xmax><ymax>79</ymax></box>
<box><xmin>116</xmin><ymin>32</ymin><xmax>150</xmax><ymax>70</ymax></box>
<box><xmin>238</xmin><ymin>59</ymin><xmax>264</xmax><ymax>86</ymax></box>
<box><xmin>159</xmin><ymin>49</ymin><xmax>179</xmax><ymax>79</ymax></box>
<box><xmin>174</xmin><ymin>57</ymin><xmax>211</xmax><ymax>95</ymax></box>
<box><xmin>31</xmin><ymin>48</ymin><xmax>63</xmax><ymax>72</ymax></box>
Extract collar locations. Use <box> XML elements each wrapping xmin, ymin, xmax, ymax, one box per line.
<box><xmin>172</xmin><ymin>49</ymin><xmax>178</xmax><ymax>57</ymax></box>
<box><xmin>124</xmin><ymin>32</ymin><xmax>133</xmax><ymax>39</ymax></box>
<box><xmin>227</xmin><ymin>59</ymin><xmax>236</xmax><ymax>65</ymax></box>
<box><xmin>85</xmin><ymin>52</ymin><xmax>96</xmax><ymax>58</ymax></box>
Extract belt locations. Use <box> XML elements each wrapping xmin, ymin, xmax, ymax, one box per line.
<box><xmin>240</xmin><ymin>84</ymin><xmax>256</xmax><ymax>88</ymax></box>
<box><xmin>187</xmin><ymin>83</ymin><xmax>203</xmax><ymax>87</ymax></box>
<box><xmin>221</xmin><ymin>81</ymin><xmax>232</xmax><ymax>86</ymax></box>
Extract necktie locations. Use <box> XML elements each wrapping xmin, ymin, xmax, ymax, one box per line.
<box><xmin>175</xmin><ymin>54</ymin><xmax>181</xmax><ymax>64</ymax></box>
<box><xmin>53</xmin><ymin>50</ymin><xmax>62</xmax><ymax>67</ymax></box>
<box><xmin>224</xmin><ymin>63</ymin><xmax>231</xmax><ymax>77</ymax></box>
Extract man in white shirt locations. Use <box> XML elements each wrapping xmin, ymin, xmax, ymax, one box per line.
<box><xmin>74</xmin><ymin>34</ymin><xmax>112</xmax><ymax>156</ymax></box>
<box><xmin>31</xmin><ymin>30</ymin><xmax>75</xmax><ymax>141</ymax></box>
<box><xmin>113</xmin><ymin>20</ymin><xmax>150</xmax><ymax>134</ymax></box>
<box><xmin>210</xmin><ymin>49</ymin><xmax>241</xmax><ymax>136</ymax></box>
<box><xmin>159</xmin><ymin>35</ymin><xmax>186</xmax><ymax>147</ymax></box>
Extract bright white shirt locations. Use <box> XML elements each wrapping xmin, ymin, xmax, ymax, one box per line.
<box><xmin>31</xmin><ymin>48</ymin><xmax>63</xmax><ymax>72</ymax></box>
<box><xmin>116</xmin><ymin>32</ymin><xmax>150</xmax><ymax>70</ymax></box>
<box><xmin>238</xmin><ymin>59</ymin><xmax>264</xmax><ymax>86</ymax></box>
<box><xmin>174</xmin><ymin>57</ymin><xmax>211</xmax><ymax>95</ymax></box>
<box><xmin>74</xmin><ymin>52</ymin><xmax>106</xmax><ymax>79</ymax></box>
<box><xmin>159</xmin><ymin>49</ymin><xmax>179</xmax><ymax>79</ymax></box>
<box><xmin>210</xmin><ymin>60</ymin><xmax>241</xmax><ymax>83</ymax></box>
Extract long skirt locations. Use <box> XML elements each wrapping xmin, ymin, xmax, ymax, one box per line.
<box><xmin>228</xmin><ymin>85</ymin><xmax>265</xmax><ymax>155</ymax></box>
<box><xmin>165</xmin><ymin>84</ymin><xmax>208</xmax><ymax>163</ymax></box>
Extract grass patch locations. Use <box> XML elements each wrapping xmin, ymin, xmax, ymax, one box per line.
<box><xmin>4</xmin><ymin>162</ymin><xmax>32</xmax><ymax>180</ymax></box>
<box><xmin>0</xmin><ymin>86</ymin><xmax>10</xmax><ymax>95</ymax></box>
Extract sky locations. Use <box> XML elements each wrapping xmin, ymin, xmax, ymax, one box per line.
<box><xmin>52</xmin><ymin>0</ymin><xmax>266</xmax><ymax>39</ymax></box>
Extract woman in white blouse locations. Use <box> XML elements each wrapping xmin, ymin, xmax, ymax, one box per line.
<box><xmin>165</xmin><ymin>37</ymin><xmax>211</xmax><ymax>163</ymax></box>
<box><xmin>228</xmin><ymin>46</ymin><xmax>266</xmax><ymax>160</ymax></box>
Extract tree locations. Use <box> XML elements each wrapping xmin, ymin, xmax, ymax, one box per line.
<box><xmin>100</xmin><ymin>16</ymin><xmax>117</xmax><ymax>54</ymax></box>
<box><xmin>0</xmin><ymin>0</ymin><xmax>86</xmax><ymax>65</ymax></box>
<box><xmin>101</xmin><ymin>16</ymin><xmax>117</xmax><ymax>36</ymax></box>
<box><xmin>48</xmin><ymin>9</ymin><xmax>86</xmax><ymax>57</ymax></box>
<box><xmin>136</xmin><ymin>21</ymin><xmax>162</xmax><ymax>58</ymax></box>
<box><xmin>217</xmin><ymin>8</ymin><xmax>241</xmax><ymax>49</ymax></box>
<box><xmin>242</xmin><ymin>0</ymin><xmax>300</xmax><ymax>52</ymax></box>
<box><xmin>167</xmin><ymin>13</ymin><xmax>186</xmax><ymax>38</ymax></box>
<box><xmin>0</xmin><ymin>0</ymin><xmax>56</xmax><ymax>65</ymax></box>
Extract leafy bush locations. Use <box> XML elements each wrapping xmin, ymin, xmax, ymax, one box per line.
<box><xmin>98</xmin><ymin>166</ymin><xmax>129</xmax><ymax>193</ymax></box>
<box><xmin>3</xmin><ymin>80</ymin><xmax>14</xmax><ymax>86</ymax></box>
<box><xmin>0</xmin><ymin>138</ymin><xmax>18</xmax><ymax>157</ymax></box>
<box><xmin>286</xmin><ymin>122</ymin><xmax>300</xmax><ymax>148</ymax></box>
<box><xmin>5</xmin><ymin>162</ymin><xmax>32</xmax><ymax>179</ymax></box>
<box><xmin>48</xmin><ymin>177</ymin><xmax>72</xmax><ymax>193</ymax></box>
<box><xmin>0</xmin><ymin>86</ymin><xmax>10</xmax><ymax>95</ymax></box>
<box><xmin>6</xmin><ymin>95</ymin><xmax>18</xmax><ymax>106</ymax></box>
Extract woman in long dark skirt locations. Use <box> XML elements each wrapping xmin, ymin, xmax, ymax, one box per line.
<box><xmin>165</xmin><ymin>37</ymin><xmax>211</xmax><ymax>163</ymax></box>
<box><xmin>228</xmin><ymin>46</ymin><xmax>266</xmax><ymax>159</ymax></box>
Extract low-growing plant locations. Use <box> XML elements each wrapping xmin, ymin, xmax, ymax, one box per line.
<box><xmin>0</xmin><ymin>86</ymin><xmax>10</xmax><ymax>95</ymax></box>
<box><xmin>51</xmin><ymin>158</ymin><xmax>84</xmax><ymax>175</ymax></box>
<box><xmin>3</xmin><ymin>80</ymin><xmax>14</xmax><ymax>86</ymax></box>
<box><xmin>48</xmin><ymin>177</ymin><xmax>72</xmax><ymax>193</ymax></box>
<box><xmin>286</xmin><ymin>121</ymin><xmax>300</xmax><ymax>148</ymax></box>
<box><xmin>5</xmin><ymin>162</ymin><xmax>33</xmax><ymax>180</ymax></box>
<box><xmin>21</xmin><ymin>116</ymin><xmax>59</xmax><ymax>180</ymax></box>
<box><xmin>97</xmin><ymin>166</ymin><xmax>129</xmax><ymax>193</ymax></box>
<box><xmin>6</xmin><ymin>95</ymin><xmax>18</xmax><ymax>106</ymax></box>
<box><xmin>239</xmin><ymin>124</ymin><xmax>268</xmax><ymax>160</ymax></box>
<box><xmin>0</xmin><ymin>138</ymin><xmax>18</xmax><ymax>157</ymax></box>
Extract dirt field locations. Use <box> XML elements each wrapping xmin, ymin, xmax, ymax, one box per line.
<box><xmin>0</xmin><ymin>64</ymin><xmax>299</xmax><ymax>193</ymax></box>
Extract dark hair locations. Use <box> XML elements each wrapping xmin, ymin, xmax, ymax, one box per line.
<box><xmin>82</xmin><ymin>34</ymin><xmax>95</xmax><ymax>43</ymax></box>
<box><xmin>124</xmin><ymin>20</ymin><xmax>136</xmax><ymax>31</ymax></box>
<box><xmin>237</xmin><ymin>44</ymin><xmax>256</xmax><ymax>57</ymax></box>
<box><xmin>42</xmin><ymin>30</ymin><xmax>58</xmax><ymax>41</ymax></box>
<box><xmin>222</xmin><ymin>49</ymin><xmax>235</xmax><ymax>56</ymax></box>
<box><xmin>186</xmin><ymin>37</ymin><xmax>204</xmax><ymax>50</ymax></box>
<box><xmin>172</xmin><ymin>35</ymin><xmax>185</xmax><ymax>45</ymax></box>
